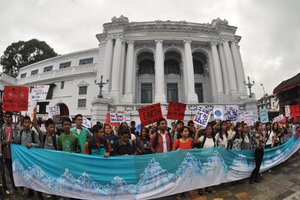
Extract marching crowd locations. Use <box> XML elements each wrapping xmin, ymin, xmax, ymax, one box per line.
<box><xmin>0</xmin><ymin>109</ymin><xmax>300</xmax><ymax>199</ymax></box>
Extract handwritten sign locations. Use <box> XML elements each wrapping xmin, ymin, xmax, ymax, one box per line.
<box><xmin>167</xmin><ymin>102</ymin><xmax>186</xmax><ymax>120</ymax></box>
<box><xmin>194</xmin><ymin>106</ymin><xmax>212</xmax><ymax>128</ymax></box>
<box><xmin>273</xmin><ymin>114</ymin><xmax>284</xmax><ymax>123</ymax></box>
<box><xmin>105</xmin><ymin>113</ymin><xmax>119</xmax><ymax>126</ymax></box>
<box><xmin>110</xmin><ymin>111</ymin><xmax>126</xmax><ymax>123</ymax></box>
<box><xmin>82</xmin><ymin>117</ymin><xmax>92</xmax><ymax>128</ymax></box>
<box><xmin>3</xmin><ymin>86</ymin><xmax>29</xmax><ymax>111</ymax></box>
<box><xmin>31</xmin><ymin>85</ymin><xmax>50</xmax><ymax>101</ymax></box>
<box><xmin>259</xmin><ymin>108</ymin><xmax>269</xmax><ymax>123</ymax></box>
<box><xmin>240</xmin><ymin>111</ymin><xmax>254</xmax><ymax>126</ymax></box>
<box><xmin>138</xmin><ymin>103</ymin><xmax>163</xmax><ymax>126</ymax></box>
<box><xmin>225</xmin><ymin>105</ymin><xmax>239</xmax><ymax>121</ymax></box>
<box><xmin>49</xmin><ymin>106</ymin><xmax>60</xmax><ymax>115</ymax></box>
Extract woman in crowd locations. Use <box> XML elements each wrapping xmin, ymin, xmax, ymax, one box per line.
<box><xmin>172</xmin><ymin>126</ymin><xmax>193</xmax><ymax>150</ymax></box>
<box><xmin>215</xmin><ymin>121</ymin><xmax>229</xmax><ymax>148</ymax></box>
<box><xmin>139</xmin><ymin>127</ymin><xmax>152</xmax><ymax>154</ymax></box>
<box><xmin>241</xmin><ymin>123</ymin><xmax>252</xmax><ymax>150</ymax></box>
<box><xmin>103</xmin><ymin>124</ymin><xmax>119</xmax><ymax>153</ymax></box>
<box><xmin>264</xmin><ymin>122</ymin><xmax>273</xmax><ymax>148</ymax></box>
<box><xmin>230</xmin><ymin>122</ymin><xmax>243</xmax><ymax>150</ymax></box>
<box><xmin>272</xmin><ymin>122</ymin><xmax>281</xmax><ymax>147</ymax></box>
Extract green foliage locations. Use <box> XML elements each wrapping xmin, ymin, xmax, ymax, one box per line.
<box><xmin>0</xmin><ymin>39</ymin><xmax>58</xmax><ymax>77</ymax></box>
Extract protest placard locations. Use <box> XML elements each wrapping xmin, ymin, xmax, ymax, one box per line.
<box><xmin>167</xmin><ymin>101</ymin><xmax>186</xmax><ymax>120</ymax></box>
<box><xmin>273</xmin><ymin>114</ymin><xmax>284</xmax><ymax>123</ymax></box>
<box><xmin>240</xmin><ymin>111</ymin><xmax>254</xmax><ymax>126</ymax></box>
<box><xmin>3</xmin><ymin>86</ymin><xmax>29</xmax><ymax>111</ymax></box>
<box><xmin>49</xmin><ymin>106</ymin><xmax>60</xmax><ymax>115</ymax></box>
<box><xmin>110</xmin><ymin>111</ymin><xmax>126</xmax><ymax>123</ymax></box>
<box><xmin>285</xmin><ymin>105</ymin><xmax>290</xmax><ymax>117</ymax></box>
<box><xmin>31</xmin><ymin>85</ymin><xmax>50</xmax><ymax>101</ymax></box>
<box><xmin>259</xmin><ymin>108</ymin><xmax>269</xmax><ymax>123</ymax></box>
<box><xmin>194</xmin><ymin>106</ymin><xmax>212</xmax><ymax>128</ymax></box>
<box><xmin>290</xmin><ymin>105</ymin><xmax>300</xmax><ymax>119</ymax></box>
<box><xmin>225</xmin><ymin>105</ymin><xmax>239</xmax><ymax>121</ymax></box>
<box><xmin>82</xmin><ymin>117</ymin><xmax>92</xmax><ymax>128</ymax></box>
<box><xmin>138</xmin><ymin>103</ymin><xmax>163</xmax><ymax>126</ymax></box>
<box><xmin>105</xmin><ymin>113</ymin><xmax>120</xmax><ymax>126</ymax></box>
<box><xmin>213</xmin><ymin>106</ymin><xmax>224</xmax><ymax>120</ymax></box>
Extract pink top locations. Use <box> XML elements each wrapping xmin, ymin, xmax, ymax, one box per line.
<box><xmin>4</xmin><ymin>126</ymin><xmax>13</xmax><ymax>158</ymax></box>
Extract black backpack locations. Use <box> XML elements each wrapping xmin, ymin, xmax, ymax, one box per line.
<box><xmin>42</xmin><ymin>134</ymin><xmax>57</xmax><ymax>150</ymax></box>
<box><xmin>19</xmin><ymin>129</ymin><xmax>36</xmax><ymax>144</ymax></box>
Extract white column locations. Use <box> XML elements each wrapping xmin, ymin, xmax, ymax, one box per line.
<box><xmin>223</xmin><ymin>40</ymin><xmax>238</xmax><ymax>92</ymax></box>
<box><xmin>154</xmin><ymin>40</ymin><xmax>166</xmax><ymax>103</ymax></box>
<box><xmin>211</xmin><ymin>43</ymin><xmax>224</xmax><ymax>96</ymax></box>
<box><xmin>184</xmin><ymin>40</ymin><xmax>198</xmax><ymax>103</ymax></box>
<box><xmin>102</xmin><ymin>38</ymin><xmax>114</xmax><ymax>96</ymax></box>
<box><xmin>230</xmin><ymin>41</ymin><xmax>247</xmax><ymax>96</ymax></box>
<box><xmin>119</xmin><ymin>41</ymin><xmax>126</xmax><ymax>99</ymax></box>
<box><xmin>207</xmin><ymin>54</ymin><xmax>217</xmax><ymax>102</ymax></box>
<box><xmin>123</xmin><ymin>41</ymin><xmax>135</xmax><ymax>103</ymax></box>
<box><xmin>110</xmin><ymin>36</ymin><xmax>122</xmax><ymax>103</ymax></box>
<box><xmin>218</xmin><ymin>43</ymin><xmax>230</xmax><ymax>95</ymax></box>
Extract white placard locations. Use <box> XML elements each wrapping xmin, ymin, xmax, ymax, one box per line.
<box><xmin>31</xmin><ymin>85</ymin><xmax>50</xmax><ymax>101</ymax></box>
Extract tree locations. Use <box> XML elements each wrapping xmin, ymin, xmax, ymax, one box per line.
<box><xmin>0</xmin><ymin>39</ymin><xmax>58</xmax><ymax>77</ymax></box>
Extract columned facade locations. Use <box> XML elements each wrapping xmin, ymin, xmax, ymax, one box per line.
<box><xmin>96</xmin><ymin>16</ymin><xmax>249</xmax><ymax>106</ymax></box>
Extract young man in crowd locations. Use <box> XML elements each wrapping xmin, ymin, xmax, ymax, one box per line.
<box><xmin>71</xmin><ymin>114</ymin><xmax>93</xmax><ymax>153</ymax></box>
<box><xmin>57</xmin><ymin>118</ymin><xmax>81</xmax><ymax>153</ymax></box>
<box><xmin>84</xmin><ymin>125</ymin><xmax>111</xmax><ymax>157</ymax></box>
<box><xmin>113</xmin><ymin>127</ymin><xmax>138</xmax><ymax>156</ymax></box>
<box><xmin>14</xmin><ymin>115</ymin><xmax>41</xmax><ymax>199</ymax></box>
<box><xmin>170</xmin><ymin>120</ymin><xmax>184</xmax><ymax>142</ymax></box>
<box><xmin>0</xmin><ymin>111</ymin><xmax>17</xmax><ymax>194</ymax></box>
<box><xmin>149</xmin><ymin>118</ymin><xmax>172</xmax><ymax>153</ymax></box>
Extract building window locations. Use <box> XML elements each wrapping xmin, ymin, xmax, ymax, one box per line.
<box><xmin>61</xmin><ymin>81</ymin><xmax>65</xmax><ymax>89</ymax></box>
<box><xmin>20</xmin><ymin>73</ymin><xmax>27</xmax><ymax>78</ymax></box>
<box><xmin>164</xmin><ymin>59</ymin><xmax>180</xmax><ymax>74</ymax></box>
<box><xmin>78</xmin><ymin>86</ymin><xmax>87</xmax><ymax>95</ymax></box>
<box><xmin>78</xmin><ymin>99</ymin><xmax>86</xmax><ymax>108</ymax></box>
<box><xmin>44</xmin><ymin>65</ymin><xmax>53</xmax><ymax>72</ymax></box>
<box><xmin>141</xmin><ymin>83</ymin><xmax>152</xmax><ymax>103</ymax></box>
<box><xmin>195</xmin><ymin>83</ymin><xmax>204</xmax><ymax>103</ymax></box>
<box><xmin>31</xmin><ymin>69</ymin><xmax>38</xmax><ymax>76</ymax></box>
<box><xmin>59</xmin><ymin>61</ymin><xmax>71</xmax><ymax>69</ymax></box>
<box><xmin>193</xmin><ymin>60</ymin><xmax>204</xmax><ymax>74</ymax></box>
<box><xmin>79</xmin><ymin>58</ymin><xmax>93</xmax><ymax>65</ymax></box>
<box><xmin>167</xmin><ymin>83</ymin><xmax>178</xmax><ymax>102</ymax></box>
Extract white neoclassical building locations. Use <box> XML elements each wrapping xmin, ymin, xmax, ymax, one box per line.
<box><xmin>12</xmin><ymin>16</ymin><xmax>257</xmax><ymax>123</ymax></box>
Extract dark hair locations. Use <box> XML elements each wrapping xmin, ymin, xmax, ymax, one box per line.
<box><xmin>176</xmin><ymin>120</ymin><xmax>184</xmax><ymax>125</ymax></box>
<box><xmin>157</xmin><ymin>118</ymin><xmax>167</xmax><ymax>126</ymax></box>
<box><xmin>140</xmin><ymin>127</ymin><xmax>150</xmax><ymax>140</ymax></box>
<box><xmin>23</xmin><ymin>115</ymin><xmax>31</xmax><ymax>122</ymax></box>
<box><xmin>4</xmin><ymin>111</ymin><xmax>12</xmax><ymax>118</ymax></box>
<box><xmin>119</xmin><ymin>127</ymin><xmax>130</xmax><ymax>136</ymax></box>
<box><xmin>234</xmin><ymin>122</ymin><xmax>242</xmax><ymax>134</ymax></box>
<box><xmin>187</xmin><ymin>120</ymin><xmax>194</xmax><ymax>126</ymax></box>
<box><xmin>178</xmin><ymin>126</ymin><xmax>189</xmax><ymax>136</ymax></box>
<box><xmin>45</xmin><ymin>118</ymin><xmax>55</xmax><ymax>127</ymax></box>
<box><xmin>219</xmin><ymin>121</ymin><xmax>228</xmax><ymax>140</ymax></box>
<box><xmin>74</xmin><ymin>114</ymin><xmax>83</xmax><ymax>120</ymax></box>
<box><xmin>130</xmin><ymin>121</ymin><xmax>136</xmax><ymax>126</ymax></box>
<box><xmin>92</xmin><ymin>124</ymin><xmax>103</xmax><ymax>134</ymax></box>
<box><xmin>272</xmin><ymin>122</ymin><xmax>279</xmax><ymax>133</ymax></box>
<box><xmin>255</xmin><ymin>121</ymin><xmax>262</xmax><ymax>131</ymax></box>
<box><xmin>62</xmin><ymin>118</ymin><xmax>72</xmax><ymax>125</ymax></box>
<box><xmin>265</xmin><ymin>122</ymin><xmax>272</xmax><ymax>131</ymax></box>
<box><xmin>205</xmin><ymin>122</ymin><xmax>214</xmax><ymax>136</ymax></box>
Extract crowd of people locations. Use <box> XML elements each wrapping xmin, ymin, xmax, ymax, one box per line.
<box><xmin>0</xmin><ymin>109</ymin><xmax>300</xmax><ymax>199</ymax></box>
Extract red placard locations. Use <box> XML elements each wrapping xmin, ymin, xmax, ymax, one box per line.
<box><xmin>290</xmin><ymin>105</ymin><xmax>300</xmax><ymax>118</ymax></box>
<box><xmin>138</xmin><ymin>103</ymin><xmax>163</xmax><ymax>126</ymax></box>
<box><xmin>2</xmin><ymin>86</ymin><xmax>29</xmax><ymax>111</ymax></box>
<box><xmin>105</xmin><ymin>112</ymin><xmax>120</xmax><ymax>127</ymax></box>
<box><xmin>167</xmin><ymin>101</ymin><xmax>186</xmax><ymax>120</ymax></box>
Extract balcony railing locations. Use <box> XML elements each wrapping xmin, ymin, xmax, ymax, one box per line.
<box><xmin>17</xmin><ymin>63</ymin><xmax>97</xmax><ymax>85</ymax></box>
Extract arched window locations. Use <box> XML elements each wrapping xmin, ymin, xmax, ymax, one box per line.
<box><xmin>164</xmin><ymin>51</ymin><xmax>181</xmax><ymax>75</ymax></box>
<box><xmin>137</xmin><ymin>52</ymin><xmax>155</xmax><ymax>75</ymax></box>
<box><xmin>192</xmin><ymin>52</ymin><xmax>207</xmax><ymax>75</ymax></box>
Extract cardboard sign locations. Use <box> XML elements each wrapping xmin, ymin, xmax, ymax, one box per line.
<box><xmin>105</xmin><ymin>112</ymin><xmax>119</xmax><ymax>126</ymax></box>
<box><xmin>31</xmin><ymin>85</ymin><xmax>50</xmax><ymax>101</ymax></box>
<box><xmin>213</xmin><ymin>106</ymin><xmax>225</xmax><ymax>120</ymax></box>
<box><xmin>49</xmin><ymin>106</ymin><xmax>60</xmax><ymax>115</ymax></box>
<box><xmin>259</xmin><ymin>108</ymin><xmax>269</xmax><ymax>123</ymax></box>
<box><xmin>240</xmin><ymin>111</ymin><xmax>254</xmax><ymax>126</ymax></box>
<box><xmin>225</xmin><ymin>105</ymin><xmax>239</xmax><ymax>121</ymax></box>
<box><xmin>290</xmin><ymin>105</ymin><xmax>300</xmax><ymax>118</ymax></box>
<box><xmin>167</xmin><ymin>102</ymin><xmax>186</xmax><ymax>120</ymax></box>
<box><xmin>138</xmin><ymin>103</ymin><xmax>163</xmax><ymax>126</ymax></box>
<box><xmin>110</xmin><ymin>111</ymin><xmax>126</xmax><ymax>123</ymax></box>
<box><xmin>194</xmin><ymin>106</ymin><xmax>212</xmax><ymax>128</ymax></box>
<box><xmin>285</xmin><ymin>105</ymin><xmax>290</xmax><ymax>117</ymax></box>
<box><xmin>3</xmin><ymin>86</ymin><xmax>29</xmax><ymax>111</ymax></box>
<box><xmin>82</xmin><ymin>117</ymin><xmax>92</xmax><ymax>128</ymax></box>
<box><xmin>273</xmin><ymin>114</ymin><xmax>284</xmax><ymax>123</ymax></box>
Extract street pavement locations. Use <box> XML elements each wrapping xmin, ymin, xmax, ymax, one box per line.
<box><xmin>1</xmin><ymin>153</ymin><xmax>300</xmax><ymax>200</ymax></box>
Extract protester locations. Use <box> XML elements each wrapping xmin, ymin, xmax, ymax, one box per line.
<box><xmin>170</xmin><ymin>120</ymin><xmax>184</xmax><ymax>142</ymax></box>
<box><xmin>249</xmin><ymin>122</ymin><xmax>265</xmax><ymax>184</ymax></box>
<box><xmin>103</xmin><ymin>124</ymin><xmax>119</xmax><ymax>153</ymax></box>
<box><xmin>194</xmin><ymin>123</ymin><xmax>215</xmax><ymax>148</ymax></box>
<box><xmin>138</xmin><ymin>127</ymin><xmax>152</xmax><ymax>154</ymax></box>
<box><xmin>71</xmin><ymin>114</ymin><xmax>93</xmax><ymax>153</ymax></box>
<box><xmin>84</xmin><ymin>125</ymin><xmax>111</xmax><ymax>157</ymax></box>
<box><xmin>149</xmin><ymin>118</ymin><xmax>172</xmax><ymax>153</ymax></box>
<box><xmin>187</xmin><ymin>120</ymin><xmax>196</xmax><ymax>139</ymax></box>
<box><xmin>0</xmin><ymin>111</ymin><xmax>17</xmax><ymax>194</ymax></box>
<box><xmin>57</xmin><ymin>118</ymin><xmax>81</xmax><ymax>153</ymax></box>
<box><xmin>230</xmin><ymin>122</ymin><xmax>243</xmax><ymax>150</ymax></box>
<box><xmin>14</xmin><ymin>115</ymin><xmax>41</xmax><ymax>198</ymax></box>
<box><xmin>241</xmin><ymin>123</ymin><xmax>252</xmax><ymax>150</ymax></box>
<box><xmin>113</xmin><ymin>127</ymin><xmax>138</xmax><ymax>156</ymax></box>
<box><xmin>272</xmin><ymin>122</ymin><xmax>281</xmax><ymax>147</ymax></box>
<box><xmin>172</xmin><ymin>126</ymin><xmax>193</xmax><ymax>150</ymax></box>
<box><xmin>264</xmin><ymin>122</ymin><xmax>273</xmax><ymax>148</ymax></box>
<box><xmin>215</xmin><ymin>121</ymin><xmax>229</xmax><ymax>148</ymax></box>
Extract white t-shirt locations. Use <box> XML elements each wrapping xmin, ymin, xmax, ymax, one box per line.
<box><xmin>265</xmin><ymin>131</ymin><xmax>274</xmax><ymax>145</ymax></box>
<box><xmin>215</xmin><ymin>132</ymin><xmax>228</xmax><ymax>148</ymax></box>
<box><xmin>198</xmin><ymin>136</ymin><xmax>215</xmax><ymax>148</ymax></box>
<box><xmin>161</xmin><ymin>133</ymin><xmax>168</xmax><ymax>152</ymax></box>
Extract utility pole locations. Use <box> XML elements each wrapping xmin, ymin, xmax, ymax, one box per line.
<box><xmin>244</xmin><ymin>76</ymin><xmax>255</xmax><ymax>98</ymax></box>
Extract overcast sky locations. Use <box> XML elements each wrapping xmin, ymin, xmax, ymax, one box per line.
<box><xmin>1</xmin><ymin>0</ymin><xmax>299</xmax><ymax>99</ymax></box>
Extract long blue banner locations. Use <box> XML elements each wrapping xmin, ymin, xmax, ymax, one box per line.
<box><xmin>11</xmin><ymin>136</ymin><xmax>300</xmax><ymax>200</ymax></box>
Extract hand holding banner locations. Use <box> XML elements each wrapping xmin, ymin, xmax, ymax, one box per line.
<box><xmin>3</xmin><ymin>86</ymin><xmax>29</xmax><ymax>111</ymax></box>
<box><xmin>138</xmin><ymin>103</ymin><xmax>163</xmax><ymax>126</ymax></box>
<box><xmin>167</xmin><ymin>102</ymin><xmax>186</xmax><ymax>120</ymax></box>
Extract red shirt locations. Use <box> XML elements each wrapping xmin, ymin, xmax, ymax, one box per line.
<box><xmin>149</xmin><ymin>131</ymin><xmax>172</xmax><ymax>153</ymax></box>
<box><xmin>173</xmin><ymin>138</ymin><xmax>193</xmax><ymax>150</ymax></box>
